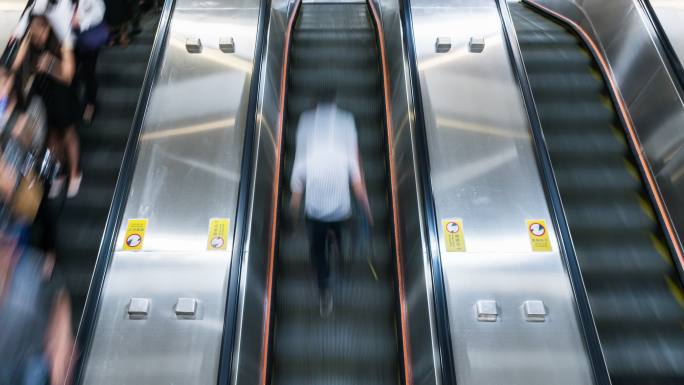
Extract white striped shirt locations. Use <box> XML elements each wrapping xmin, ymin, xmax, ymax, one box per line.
<box><xmin>291</xmin><ymin>103</ymin><xmax>362</xmax><ymax>222</ymax></box>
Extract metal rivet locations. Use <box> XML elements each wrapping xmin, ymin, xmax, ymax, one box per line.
<box><xmin>128</xmin><ymin>298</ymin><xmax>150</xmax><ymax>319</ymax></box>
<box><xmin>523</xmin><ymin>300</ymin><xmax>547</xmax><ymax>322</ymax></box>
<box><xmin>186</xmin><ymin>37</ymin><xmax>202</xmax><ymax>53</ymax></box>
<box><xmin>476</xmin><ymin>300</ymin><xmax>498</xmax><ymax>322</ymax></box>
<box><xmin>219</xmin><ymin>37</ymin><xmax>235</xmax><ymax>53</ymax></box>
<box><xmin>435</xmin><ymin>36</ymin><xmax>452</xmax><ymax>53</ymax></box>
<box><xmin>175</xmin><ymin>298</ymin><xmax>198</xmax><ymax>317</ymax></box>
<box><xmin>469</xmin><ymin>36</ymin><xmax>485</xmax><ymax>53</ymax></box>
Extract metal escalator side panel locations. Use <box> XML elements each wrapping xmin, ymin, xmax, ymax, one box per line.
<box><xmin>406</xmin><ymin>0</ymin><xmax>598</xmax><ymax>384</ymax></box>
<box><xmin>496</xmin><ymin>1</ymin><xmax>611</xmax><ymax>384</ymax></box>
<box><xmin>396</xmin><ymin>1</ymin><xmax>457</xmax><ymax>385</ymax></box>
<box><xmin>73</xmin><ymin>1</ymin><xmax>177</xmax><ymax>383</ymax></box>
<box><xmin>75</xmin><ymin>1</ymin><xmax>264</xmax><ymax>384</ymax></box>
<box><xmin>638</xmin><ymin>0</ymin><xmax>684</xmax><ymax>95</ymax></box>
<box><xmin>217</xmin><ymin>0</ymin><xmax>273</xmax><ymax>384</ymax></box>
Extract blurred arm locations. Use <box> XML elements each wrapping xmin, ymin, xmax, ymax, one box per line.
<box><xmin>348</xmin><ymin>117</ymin><xmax>372</xmax><ymax>225</ymax></box>
<box><xmin>46</xmin><ymin>289</ymin><xmax>75</xmax><ymax>385</ymax></box>
<box><xmin>290</xmin><ymin>114</ymin><xmax>309</xmax><ymax>222</ymax></box>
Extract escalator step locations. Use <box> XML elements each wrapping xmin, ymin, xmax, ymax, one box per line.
<box><xmin>273</xmin><ymin>4</ymin><xmax>398</xmax><ymax>385</ymax></box>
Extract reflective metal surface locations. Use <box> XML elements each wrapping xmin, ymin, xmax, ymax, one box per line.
<box><xmin>230</xmin><ymin>1</ymin><xmax>296</xmax><ymax>384</ymax></box>
<box><xmin>407</xmin><ymin>0</ymin><xmax>595</xmax><ymax>384</ymax></box>
<box><xmin>80</xmin><ymin>0</ymin><xmax>260</xmax><ymax>384</ymax></box>
<box><xmin>649</xmin><ymin>0</ymin><xmax>684</xmax><ymax>66</ymax></box>
<box><xmin>372</xmin><ymin>0</ymin><xmax>442</xmax><ymax>384</ymax></box>
<box><xmin>530</xmin><ymin>0</ymin><xmax>684</xmax><ymax>266</ymax></box>
<box><xmin>0</xmin><ymin>0</ymin><xmax>25</xmax><ymax>49</ymax></box>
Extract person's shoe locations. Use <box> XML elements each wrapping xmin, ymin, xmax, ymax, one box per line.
<box><xmin>67</xmin><ymin>173</ymin><xmax>82</xmax><ymax>198</ymax></box>
<box><xmin>47</xmin><ymin>176</ymin><xmax>65</xmax><ymax>199</ymax></box>
<box><xmin>319</xmin><ymin>289</ymin><xmax>333</xmax><ymax>318</ymax></box>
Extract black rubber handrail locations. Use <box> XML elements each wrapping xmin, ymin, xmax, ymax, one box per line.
<box><xmin>71</xmin><ymin>1</ymin><xmax>176</xmax><ymax>383</ymax></box>
<box><xmin>494</xmin><ymin>1</ymin><xmax>612</xmax><ymax>384</ymax></box>
<box><xmin>638</xmin><ymin>0</ymin><xmax>684</xmax><ymax>94</ymax></box>
<box><xmin>397</xmin><ymin>1</ymin><xmax>457</xmax><ymax>385</ymax></box>
<box><xmin>215</xmin><ymin>0</ymin><xmax>271</xmax><ymax>384</ymax></box>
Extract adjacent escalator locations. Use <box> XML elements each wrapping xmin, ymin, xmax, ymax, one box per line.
<box><xmin>509</xmin><ymin>3</ymin><xmax>684</xmax><ymax>385</ymax></box>
<box><xmin>271</xmin><ymin>3</ymin><xmax>400</xmax><ymax>385</ymax></box>
<box><xmin>53</xmin><ymin>14</ymin><xmax>160</xmax><ymax>322</ymax></box>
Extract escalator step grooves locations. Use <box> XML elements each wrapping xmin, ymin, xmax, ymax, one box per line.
<box><xmin>509</xmin><ymin>3</ymin><xmax>684</xmax><ymax>385</ymax></box>
<box><xmin>271</xmin><ymin>4</ymin><xmax>399</xmax><ymax>385</ymax></box>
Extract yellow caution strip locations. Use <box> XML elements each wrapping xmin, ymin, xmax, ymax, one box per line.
<box><xmin>665</xmin><ymin>275</ymin><xmax>684</xmax><ymax>309</ymax></box>
<box><xmin>636</xmin><ymin>194</ymin><xmax>656</xmax><ymax>223</ymax></box>
<box><xmin>650</xmin><ymin>233</ymin><xmax>674</xmax><ymax>266</ymax></box>
<box><xmin>622</xmin><ymin>158</ymin><xmax>640</xmax><ymax>181</ymax></box>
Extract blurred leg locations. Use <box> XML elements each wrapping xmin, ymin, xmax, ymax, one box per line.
<box><xmin>79</xmin><ymin>49</ymin><xmax>99</xmax><ymax>122</ymax></box>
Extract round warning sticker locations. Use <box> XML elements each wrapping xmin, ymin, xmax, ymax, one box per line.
<box><xmin>529</xmin><ymin>222</ymin><xmax>546</xmax><ymax>237</ymax></box>
<box><xmin>126</xmin><ymin>234</ymin><xmax>142</xmax><ymax>248</ymax></box>
<box><xmin>446</xmin><ymin>221</ymin><xmax>460</xmax><ymax>234</ymax></box>
<box><xmin>210</xmin><ymin>236</ymin><xmax>225</xmax><ymax>249</ymax></box>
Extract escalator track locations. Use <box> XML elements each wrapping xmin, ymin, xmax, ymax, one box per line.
<box><xmin>270</xmin><ymin>2</ymin><xmax>402</xmax><ymax>385</ymax></box>
<box><xmin>509</xmin><ymin>3</ymin><xmax>684</xmax><ymax>384</ymax></box>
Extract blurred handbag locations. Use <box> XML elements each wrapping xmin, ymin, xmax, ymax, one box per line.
<box><xmin>11</xmin><ymin>170</ymin><xmax>44</xmax><ymax>223</ymax></box>
<box><xmin>76</xmin><ymin>22</ymin><xmax>110</xmax><ymax>50</ymax></box>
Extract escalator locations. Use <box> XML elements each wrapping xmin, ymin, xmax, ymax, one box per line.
<box><xmin>53</xmin><ymin>14</ymin><xmax>160</xmax><ymax>322</ymax></box>
<box><xmin>271</xmin><ymin>2</ymin><xmax>400</xmax><ymax>385</ymax></box>
<box><xmin>509</xmin><ymin>3</ymin><xmax>684</xmax><ymax>385</ymax></box>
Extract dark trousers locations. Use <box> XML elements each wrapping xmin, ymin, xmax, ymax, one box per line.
<box><xmin>306</xmin><ymin>218</ymin><xmax>344</xmax><ymax>292</ymax></box>
<box><xmin>77</xmin><ymin>49</ymin><xmax>99</xmax><ymax>105</ymax></box>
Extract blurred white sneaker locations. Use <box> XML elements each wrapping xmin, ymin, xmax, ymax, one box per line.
<box><xmin>48</xmin><ymin>177</ymin><xmax>65</xmax><ymax>199</ymax></box>
<box><xmin>67</xmin><ymin>173</ymin><xmax>82</xmax><ymax>198</ymax></box>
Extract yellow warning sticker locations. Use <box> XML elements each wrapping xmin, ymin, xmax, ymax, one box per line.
<box><xmin>527</xmin><ymin>219</ymin><xmax>552</xmax><ymax>252</ymax></box>
<box><xmin>123</xmin><ymin>218</ymin><xmax>148</xmax><ymax>251</ymax></box>
<box><xmin>207</xmin><ymin>218</ymin><xmax>230</xmax><ymax>251</ymax></box>
<box><xmin>442</xmin><ymin>219</ymin><xmax>466</xmax><ymax>252</ymax></box>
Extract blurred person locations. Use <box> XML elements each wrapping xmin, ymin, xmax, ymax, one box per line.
<box><xmin>13</xmin><ymin>13</ymin><xmax>82</xmax><ymax>198</ymax></box>
<box><xmin>13</xmin><ymin>0</ymin><xmax>76</xmax><ymax>46</ymax></box>
<box><xmin>0</xmin><ymin>67</ymin><xmax>74</xmax><ymax>385</ymax></box>
<box><xmin>289</xmin><ymin>91</ymin><xmax>372</xmax><ymax>317</ymax></box>
<box><xmin>0</xmin><ymin>161</ymin><xmax>74</xmax><ymax>385</ymax></box>
<box><xmin>72</xmin><ymin>0</ymin><xmax>107</xmax><ymax>123</ymax></box>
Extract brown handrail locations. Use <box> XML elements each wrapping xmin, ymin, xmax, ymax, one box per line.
<box><xmin>260</xmin><ymin>1</ymin><xmax>302</xmax><ymax>385</ymax></box>
<box><xmin>366</xmin><ymin>0</ymin><xmax>413</xmax><ymax>383</ymax></box>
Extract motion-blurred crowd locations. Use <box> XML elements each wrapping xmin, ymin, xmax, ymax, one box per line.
<box><xmin>1</xmin><ymin>1</ymin><xmax>157</xmax><ymax>384</ymax></box>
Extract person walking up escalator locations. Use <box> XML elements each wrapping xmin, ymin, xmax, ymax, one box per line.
<box><xmin>289</xmin><ymin>91</ymin><xmax>373</xmax><ymax>318</ymax></box>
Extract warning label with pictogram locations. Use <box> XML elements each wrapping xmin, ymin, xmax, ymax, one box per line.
<box><xmin>123</xmin><ymin>218</ymin><xmax>148</xmax><ymax>251</ymax></box>
<box><xmin>527</xmin><ymin>219</ymin><xmax>552</xmax><ymax>252</ymax></box>
<box><xmin>442</xmin><ymin>219</ymin><xmax>466</xmax><ymax>252</ymax></box>
<box><xmin>207</xmin><ymin>218</ymin><xmax>230</xmax><ymax>251</ymax></box>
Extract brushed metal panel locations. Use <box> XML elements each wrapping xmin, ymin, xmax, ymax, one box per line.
<box><xmin>409</xmin><ymin>1</ymin><xmax>595</xmax><ymax>384</ymax></box>
<box><xmin>374</xmin><ymin>0</ymin><xmax>442</xmax><ymax>383</ymax></box>
<box><xmin>231</xmin><ymin>1</ymin><xmax>295</xmax><ymax>384</ymax></box>
<box><xmin>649</xmin><ymin>0</ymin><xmax>684</xmax><ymax>64</ymax></box>
<box><xmin>81</xmin><ymin>1</ymin><xmax>260</xmax><ymax>384</ymax></box>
